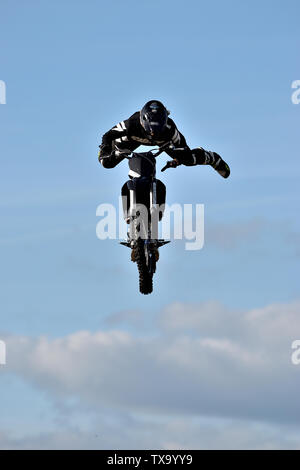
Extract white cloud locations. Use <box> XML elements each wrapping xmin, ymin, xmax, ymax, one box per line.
<box><xmin>1</xmin><ymin>299</ymin><xmax>300</xmax><ymax>448</ymax></box>
<box><xmin>0</xmin><ymin>414</ymin><xmax>299</xmax><ymax>450</ymax></box>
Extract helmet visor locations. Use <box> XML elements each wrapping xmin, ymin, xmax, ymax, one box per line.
<box><xmin>141</xmin><ymin>107</ymin><xmax>167</xmax><ymax>137</ymax></box>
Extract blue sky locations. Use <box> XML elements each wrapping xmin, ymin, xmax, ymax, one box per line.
<box><xmin>0</xmin><ymin>0</ymin><xmax>300</xmax><ymax>449</ymax></box>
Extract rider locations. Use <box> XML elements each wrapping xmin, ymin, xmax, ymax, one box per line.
<box><xmin>98</xmin><ymin>100</ymin><xmax>230</xmax><ymax>262</ymax></box>
<box><xmin>98</xmin><ymin>100</ymin><xmax>230</xmax><ymax>178</ymax></box>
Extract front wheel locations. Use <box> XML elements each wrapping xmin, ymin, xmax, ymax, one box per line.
<box><xmin>134</xmin><ymin>240</ymin><xmax>154</xmax><ymax>295</ymax></box>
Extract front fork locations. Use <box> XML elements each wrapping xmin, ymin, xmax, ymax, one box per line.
<box><xmin>120</xmin><ymin>180</ymin><xmax>169</xmax><ymax>265</ymax></box>
<box><xmin>128</xmin><ymin>180</ymin><xmax>159</xmax><ymax>244</ymax></box>
<box><xmin>149</xmin><ymin>179</ymin><xmax>159</xmax><ymax>241</ymax></box>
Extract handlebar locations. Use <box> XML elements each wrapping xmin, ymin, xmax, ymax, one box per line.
<box><xmin>99</xmin><ymin>141</ymin><xmax>187</xmax><ymax>172</ymax></box>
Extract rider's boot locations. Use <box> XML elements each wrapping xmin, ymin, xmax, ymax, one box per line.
<box><xmin>149</xmin><ymin>242</ymin><xmax>159</xmax><ymax>262</ymax></box>
<box><xmin>193</xmin><ymin>148</ymin><xmax>230</xmax><ymax>178</ymax></box>
<box><xmin>131</xmin><ymin>248</ymin><xmax>136</xmax><ymax>262</ymax></box>
<box><xmin>132</xmin><ymin>247</ymin><xmax>159</xmax><ymax>262</ymax></box>
<box><xmin>210</xmin><ymin>152</ymin><xmax>230</xmax><ymax>178</ymax></box>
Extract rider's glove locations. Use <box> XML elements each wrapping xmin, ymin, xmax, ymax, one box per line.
<box><xmin>98</xmin><ymin>143</ymin><xmax>112</xmax><ymax>162</ymax></box>
<box><xmin>169</xmin><ymin>159</ymin><xmax>181</xmax><ymax>167</ymax></box>
<box><xmin>115</xmin><ymin>148</ymin><xmax>131</xmax><ymax>157</ymax></box>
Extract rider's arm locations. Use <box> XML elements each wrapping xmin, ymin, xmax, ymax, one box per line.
<box><xmin>101</xmin><ymin>118</ymin><xmax>129</xmax><ymax>147</ymax></box>
<box><xmin>99</xmin><ymin>116</ymin><xmax>132</xmax><ymax>166</ymax></box>
<box><xmin>164</xmin><ymin>119</ymin><xmax>196</xmax><ymax>166</ymax></box>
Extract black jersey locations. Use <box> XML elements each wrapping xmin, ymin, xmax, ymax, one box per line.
<box><xmin>100</xmin><ymin>111</ymin><xmax>199</xmax><ymax>167</ymax></box>
<box><xmin>102</xmin><ymin>111</ymin><xmax>187</xmax><ymax>150</ymax></box>
<box><xmin>100</xmin><ymin>111</ymin><xmax>230</xmax><ymax>176</ymax></box>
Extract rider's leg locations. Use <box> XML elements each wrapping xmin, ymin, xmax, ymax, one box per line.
<box><xmin>191</xmin><ymin>147</ymin><xmax>230</xmax><ymax>178</ymax></box>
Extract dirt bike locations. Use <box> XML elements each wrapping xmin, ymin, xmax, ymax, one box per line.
<box><xmin>101</xmin><ymin>142</ymin><xmax>184</xmax><ymax>295</ymax></box>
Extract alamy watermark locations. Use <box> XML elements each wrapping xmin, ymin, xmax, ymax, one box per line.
<box><xmin>291</xmin><ymin>340</ymin><xmax>300</xmax><ymax>365</ymax></box>
<box><xmin>0</xmin><ymin>80</ymin><xmax>6</xmax><ymax>104</ymax></box>
<box><xmin>291</xmin><ymin>80</ymin><xmax>300</xmax><ymax>105</ymax></box>
<box><xmin>0</xmin><ymin>340</ymin><xmax>6</xmax><ymax>365</ymax></box>
<box><xmin>96</xmin><ymin>198</ymin><xmax>204</xmax><ymax>251</ymax></box>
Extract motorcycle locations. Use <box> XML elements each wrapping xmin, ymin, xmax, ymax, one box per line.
<box><xmin>101</xmin><ymin>142</ymin><xmax>184</xmax><ymax>295</ymax></box>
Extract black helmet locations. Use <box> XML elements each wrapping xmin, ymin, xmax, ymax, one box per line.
<box><xmin>140</xmin><ymin>100</ymin><xmax>169</xmax><ymax>139</ymax></box>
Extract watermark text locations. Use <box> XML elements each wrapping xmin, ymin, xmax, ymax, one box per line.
<box><xmin>96</xmin><ymin>198</ymin><xmax>204</xmax><ymax>251</ymax></box>
<box><xmin>0</xmin><ymin>80</ymin><xmax>6</xmax><ymax>104</ymax></box>
<box><xmin>291</xmin><ymin>80</ymin><xmax>300</xmax><ymax>105</ymax></box>
<box><xmin>0</xmin><ymin>340</ymin><xmax>6</xmax><ymax>365</ymax></box>
<box><xmin>291</xmin><ymin>340</ymin><xmax>300</xmax><ymax>365</ymax></box>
